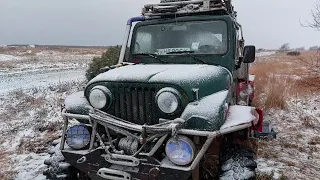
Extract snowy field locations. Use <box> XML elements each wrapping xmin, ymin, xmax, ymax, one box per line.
<box><xmin>0</xmin><ymin>69</ymin><xmax>85</xmax><ymax>95</ymax></box>
<box><xmin>0</xmin><ymin>54</ymin><xmax>22</xmax><ymax>61</ymax></box>
<box><xmin>0</xmin><ymin>48</ymin><xmax>318</xmax><ymax>180</ymax></box>
<box><xmin>0</xmin><ymin>47</ymin><xmax>98</xmax><ymax>180</ymax></box>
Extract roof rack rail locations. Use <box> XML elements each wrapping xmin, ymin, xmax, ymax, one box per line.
<box><xmin>142</xmin><ymin>0</ymin><xmax>235</xmax><ymax>18</ymax></box>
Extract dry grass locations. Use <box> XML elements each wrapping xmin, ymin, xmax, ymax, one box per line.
<box><xmin>17</xmin><ymin>132</ymin><xmax>59</xmax><ymax>154</ymax></box>
<box><xmin>8</xmin><ymin>89</ymin><xmax>45</xmax><ymax>111</ymax></box>
<box><xmin>48</xmin><ymin>80</ymin><xmax>86</xmax><ymax>93</ymax></box>
<box><xmin>308</xmin><ymin>136</ymin><xmax>320</xmax><ymax>145</ymax></box>
<box><xmin>0</xmin><ymin>151</ymin><xmax>16</xmax><ymax>180</ymax></box>
<box><xmin>263</xmin><ymin>76</ymin><xmax>288</xmax><ymax>110</ymax></box>
<box><xmin>300</xmin><ymin>113</ymin><xmax>317</xmax><ymax>128</ymax></box>
<box><xmin>258</xmin><ymin>140</ymin><xmax>279</xmax><ymax>159</ymax></box>
<box><xmin>294</xmin><ymin>51</ymin><xmax>320</xmax><ymax>91</ymax></box>
<box><xmin>252</xmin><ymin>51</ymin><xmax>320</xmax><ymax>179</ymax></box>
<box><xmin>251</xmin><ymin>51</ymin><xmax>320</xmax><ymax>110</ymax></box>
<box><xmin>0</xmin><ymin>46</ymin><xmax>103</xmax><ymax>70</ymax></box>
<box><xmin>0</xmin><ymin>46</ymin><xmax>105</xmax><ymax>55</ymax></box>
<box><xmin>257</xmin><ymin>172</ymin><xmax>289</xmax><ymax>180</ymax></box>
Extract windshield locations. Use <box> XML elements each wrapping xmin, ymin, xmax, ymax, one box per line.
<box><xmin>132</xmin><ymin>20</ymin><xmax>228</xmax><ymax>55</ymax></box>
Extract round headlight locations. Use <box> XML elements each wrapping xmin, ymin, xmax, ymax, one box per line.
<box><xmin>156</xmin><ymin>88</ymin><xmax>181</xmax><ymax>114</ymax></box>
<box><xmin>89</xmin><ymin>86</ymin><xmax>112</xmax><ymax>109</ymax></box>
<box><xmin>66</xmin><ymin>125</ymin><xmax>91</xmax><ymax>150</ymax></box>
<box><xmin>165</xmin><ymin>136</ymin><xmax>195</xmax><ymax>166</ymax></box>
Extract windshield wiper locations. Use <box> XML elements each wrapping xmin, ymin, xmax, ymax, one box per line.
<box><xmin>167</xmin><ymin>51</ymin><xmax>207</xmax><ymax>64</ymax></box>
<box><xmin>133</xmin><ymin>53</ymin><xmax>167</xmax><ymax>63</ymax></box>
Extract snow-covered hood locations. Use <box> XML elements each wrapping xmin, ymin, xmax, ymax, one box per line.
<box><xmin>88</xmin><ymin>64</ymin><xmax>232</xmax><ymax>98</ymax></box>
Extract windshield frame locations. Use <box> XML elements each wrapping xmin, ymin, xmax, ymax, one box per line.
<box><xmin>129</xmin><ymin>18</ymin><xmax>230</xmax><ymax>59</ymax></box>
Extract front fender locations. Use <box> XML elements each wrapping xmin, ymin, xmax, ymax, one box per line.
<box><xmin>64</xmin><ymin>91</ymin><xmax>91</xmax><ymax>115</ymax></box>
<box><xmin>180</xmin><ymin>90</ymin><xmax>229</xmax><ymax>131</ymax></box>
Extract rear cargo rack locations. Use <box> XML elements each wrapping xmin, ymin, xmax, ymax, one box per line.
<box><xmin>142</xmin><ymin>0</ymin><xmax>236</xmax><ymax>18</ymax></box>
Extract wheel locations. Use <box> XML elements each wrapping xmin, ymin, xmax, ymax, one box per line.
<box><xmin>219</xmin><ymin>145</ymin><xmax>257</xmax><ymax>180</ymax></box>
<box><xmin>43</xmin><ymin>143</ymin><xmax>89</xmax><ymax>180</ymax></box>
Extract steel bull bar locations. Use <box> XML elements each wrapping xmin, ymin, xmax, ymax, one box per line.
<box><xmin>60</xmin><ymin>109</ymin><xmax>252</xmax><ymax>179</ymax></box>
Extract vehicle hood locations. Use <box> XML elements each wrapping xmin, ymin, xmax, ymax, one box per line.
<box><xmin>88</xmin><ymin>64</ymin><xmax>232</xmax><ymax>98</ymax></box>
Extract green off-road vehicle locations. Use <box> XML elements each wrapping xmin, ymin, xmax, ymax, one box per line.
<box><xmin>43</xmin><ymin>0</ymin><xmax>264</xmax><ymax>179</ymax></box>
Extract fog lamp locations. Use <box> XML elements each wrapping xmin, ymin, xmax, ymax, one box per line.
<box><xmin>66</xmin><ymin>125</ymin><xmax>91</xmax><ymax>150</ymax></box>
<box><xmin>165</xmin><ymin>136</ymin><xmax>195</xmax><ymax>166</ymax></box>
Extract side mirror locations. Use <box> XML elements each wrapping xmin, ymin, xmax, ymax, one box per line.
<box><xmin>243</xmin><ymin>45</ymin><xmax>256</xmax><ymax>63</ymax></box>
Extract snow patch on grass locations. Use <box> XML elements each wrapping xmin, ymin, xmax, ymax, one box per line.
<box><xmin>0</xmin><ymin>48</ymin><xmax>92</xmax><ymax>179</ymax></box>
<box><xmin>11</xmin><ymin>153</ymin><xmax>50</xmax><ymax>180</ymax></box>
<box><xmin>0</xmin><ymin>54</ymin><xmax>21</xmax><ymax>61</ymax></box>
<box><xmin>257</xmin><ymin>96</ymin><xmax>320</xmax><ymax>180</ymax></box>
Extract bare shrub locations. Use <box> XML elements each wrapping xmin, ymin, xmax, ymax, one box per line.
<box><xmin>295</xmin><ymin>52</ymin><xmax>320</xmax><ymax>91</ymax></box>
<box><xmin>279</xmin><ymin>43</ymin><xmax>290</xmax><ymax>52</ymax></box>
<box><xmin>298</xmin><ymin>1</ymin><xmax>320</xmax><ymax>91</ymax></box>
<box><xmin>304</xmin><ymin>1</ymin><xmax>320</xmax><ymax>30</ymax></box>
<box><xmin>286</xmin><ymin>51</ymin><xmax>300</xmax><ymax>56</ymax></box>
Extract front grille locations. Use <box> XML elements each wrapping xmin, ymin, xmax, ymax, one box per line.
<box><xmin>110</xmin><ymin>85</ymin><xmax>158</xmax><ymax>125</ymax></box>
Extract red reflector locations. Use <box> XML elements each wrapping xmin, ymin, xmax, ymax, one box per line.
<box><xmin>251</xmin><ymin>109</ymin><xmax>263</xmax><ymax>132</ymax></box>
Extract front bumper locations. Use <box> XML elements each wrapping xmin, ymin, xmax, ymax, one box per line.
<box><xmin>60</xmin><ymin>108</ymin><xmax>253</xmax><ymax>180</ymax></box>
<box><xmin>62</xmin><ymin>148</ymin><xmax>192</xmax><ymax>180</ymax></box>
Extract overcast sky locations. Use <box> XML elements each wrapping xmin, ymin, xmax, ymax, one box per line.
<box><xmin>0</xmin><ymin>0</ymin><xmax>319</xmax><ymax>49</ymax></box>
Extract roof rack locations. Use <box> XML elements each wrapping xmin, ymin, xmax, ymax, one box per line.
<box><xmin>142</xmin><ymin>0</ymin><xmax>236</xmax><ymax>18</ymax></box>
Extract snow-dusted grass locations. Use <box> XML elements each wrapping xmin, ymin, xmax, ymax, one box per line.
<box><xmin>0</xmin><ymin>47</ymin><xmax>93</xmax><ymax>179</ymax></box>
<box><xmin>257</xmin><ymin>97</ymin><xmax>320</xmax><ymax>180</ymax></box>
<box><xmin>252</xmin><ymin>52</ymin><xmax>320</xmax><ymax>180</ymax></box>
<box><xmin>0</xmin><ymin>54</ymin><xmax>21</xmax><ymax>61</ymax></box>
<box><xmin>0</xmin><ymin>81</ymin><xmax>86</xmax><ymax>179</ymax></box>
<box><xmin>0</xmin><ymin>48</ymin><xmax>101</xmax><ymax>75</ymax></box>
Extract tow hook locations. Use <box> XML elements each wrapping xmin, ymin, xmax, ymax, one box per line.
<box><xmin>149</xmin><ymin>167</ymin><xmax>160</xmax><ymax>179</ymax></box>
<box><xmin>77</xmin><ymin>156</ymin><xmax>87</xmax><ymax>164</ymax></box>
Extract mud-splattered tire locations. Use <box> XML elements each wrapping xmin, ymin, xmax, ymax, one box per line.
<box><xmin>43</xmin><ymin>146</ymin><xmax>77</xmax><ymax>180</ymax></box>
<box><xmin>219</xmin><ymin>146</ymin><xmax>257</xmax><ymax>180</ymax></box>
